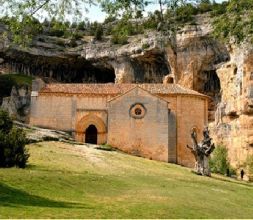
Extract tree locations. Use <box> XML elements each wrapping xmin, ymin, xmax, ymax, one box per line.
<box><xmin>0</xmin><ymin>0</ymin><xmax>94</xmax><ymax>44</ymax></box>
<box><xmin>0</xmin><ymin>109</ymin><xmax>29</xmax><ymax>168</ymax></box>
<box><xmin>209</xmin><ymin>145</ymin><xmax>231</xmax><ymax>175</ymax></box>
<box><xmin>95</xmin><ymin>24</ymin><xmax>103</xmax><ymax>40</ymax></box>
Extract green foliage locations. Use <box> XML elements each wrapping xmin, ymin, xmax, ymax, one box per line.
<box><xmin>0</xmin><ymin>110</ymin><xmax>13</xmax><ymax>133</ymax></box>
<box><xmin>47</xmin><ymin>19</ymin><xmax>67</xmax><ymax>37</ymax></box>
<box><xmin>175</xmin><ymin>3</ymin><xmax>198</xmax><ymax>23</ymax></box>
<box><xmin>244</xmin><ymin>155</ymin><xmax>253</xmax><ymax>177</ymax></box>
<box><xmin>209</xmin><ymin>145</ymin><xmax>232</xmax><ymax>175</ymax></box>
<box><xmin>212</xmin><ymin>0</ymin><xmax>253</xmax><ymax>43</ymax></box>
<box><xmin>111</xmin><ymin>32</ymin><xmax>128</xmax><ymax>45</ymax></box>
<box><xmin>104</xmin><ymin>16</ymin><xmax>117</xmax><ymax>24</ymax></box>
<box><xmin>197</xmin><ymin>0</ymin><xmax>213</xmax><ymax>13</ymax></box>
<box><xmin>210</xmin><ymin>2</ymin><xmax>228</xmax><ymax>17</ymax></box>
<box><xmin>8</xmin><ymin>16</ymin><xmax>43</xmax><ymax>46</ymax></box>
<box><xmin>142</xmin><ymin>11</ymin><xmax>160</xmax><ymax>30</ymax></box>
<box><xmin>0</xmin><ymin>109</ymin><xmax>29</xmax><ymax>168</ymax></box>
<box><xmin>101</xmin><ymin>0</ymin><xmax>147</xmax><ymax>19</ymax></box>
<box><xmin>111</xmin><ymin>20</ymin><xmax>130</xmax><ymax>44</ymax></box>
<box><xmin>77</xmin><ymin>21</ymin><xmax>86</xmax><ymax>31</ymax></box>
<box><xmin>94</xmin><ymin>24</ymin><xmax>104</xmax><ymax>40</ymax></box>
<box><xmin>142</xmin><ymin>43</ymin><xmax>149</xmax><ymax>49</ymax></box>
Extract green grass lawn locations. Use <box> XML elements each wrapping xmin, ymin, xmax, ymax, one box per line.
<box><xmin>0</xmin><ymin>141</ymin><xmax>253</xmax><ymax>219</ymax></box>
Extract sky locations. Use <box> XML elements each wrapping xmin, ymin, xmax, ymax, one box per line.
<box><xmin>0</xmin><ymin>0</ymin><xmax>228</xmax><ymax>23</ymax></box>
<box><xmin>86</xmin><ymin>0</ymin><xmax>228</xmax><ymax>22</ymax></box>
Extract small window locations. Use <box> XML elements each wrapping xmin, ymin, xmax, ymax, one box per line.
<box><xmin>130</xmin><ymin>103</ymin><xmax>146</xmax><ymax>119</ymax></box>
<box><xmin>135</xmin><ymin>108</ymin><xmax>142</xmax><ymax>115</ymax></box>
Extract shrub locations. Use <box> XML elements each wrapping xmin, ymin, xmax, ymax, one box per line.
<box><xmin>111</xmin><ymin>32</ymin><xmax>128</xmax><ymax>45</ymax></box>
<box><xmin>209</xmin><ymin>145</ymin><xmax>231</xmax><ymax>175</ymax></box>
<box><xmin>175</xmin><ymin>3</ymin><xmax>197</xmax><ymax>23</ymax></box>
<box><xmin>143</xmin><ymin>12</ymin><xmax>159</xmax><ymax>30</ymax></box>
<box><xmin>142</xmin><ymin>43</ymin><xmax>150</xmax><ymax>49</ymax></box>
<box><xmin>0</xmin><ymin>109</ymin><xmax>29</xmax><ymax>168</ymax></box>
<box><xmin>95</xmin><ymin>24</ymin><xmax>103</xmax><ymax>40</ymax></box>
<box><xmin>111</xmin><ymin>18</ymin><xmax>143</xmax><ymax>44</ymax></box>
<box><xmin>212</xmin><ymin>0</ymin><xmax>253</xmax><ymax>43</ymax></box>
<box><xmin>77</xmin><ymin>21</ymin><xmax>86</xmax><ymax>31</ymax></box>
<box><xmin>244</xmin><ymin>155</ymin><xmax>253</xmax><ymax>180</ymax></box>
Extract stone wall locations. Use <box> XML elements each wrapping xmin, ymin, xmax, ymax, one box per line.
<box><xmin>161</xmin><ymin>95</ymin><xmax>208</xmax><ymax>167</ymax></box>
<box><xmin>30</xmin><ymin>94</ymin><xmax>109</xmax><ymax>131</ymax></box>
<box><xmin>30</xmin><ymin>82</ymin><xmax>208</xmax><ymax>168</ymax></box>
<box><xmin>107</xmin><ymin>87</ymin><xmax>170</xmax><ymax>162</ymax></box>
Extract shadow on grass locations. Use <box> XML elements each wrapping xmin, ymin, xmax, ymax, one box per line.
<box><xmin>0</xmin><ymin>183</ymin><xmax>87</xmax><ymax>208</ymax></box>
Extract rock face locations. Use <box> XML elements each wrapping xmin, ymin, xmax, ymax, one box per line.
<box><xmin>14</xmin><ymin>121</ymin><xmax>74</xmax><ymax>143</ymax></box>
<box><xmin>209</xmin><ymin>43</ymin><xmax>253</xmax><ymax>170</ymax></box>
<box><xmin>166</xmin><ymin>22</ymin><xmax>229</xmax><ymax>121</ymax></box>
<box><xmin>1</xmin><ymin>85</ymin><xmax>31</xmax><ymax>122</ymax></box>
<box><xmin>1</xmin><ymin>14</ymin><xmax>253</xmax><ymax>172</ymax></box>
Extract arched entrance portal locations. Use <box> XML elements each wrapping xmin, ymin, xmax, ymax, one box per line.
<box><xmin>85</xmin><ymin>125</ymin><xmax>97</xmax><ymax>144</ymax></box>
<box><xmin>75</xmin><ymin>114</ymin><xmax>107</xmax><ymax>144</ymax></box>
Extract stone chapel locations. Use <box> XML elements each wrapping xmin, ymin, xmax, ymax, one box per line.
<box><xmin>30</xmin><ymin>79</ymin><xmax>209</xmax><ymax>168</ymax></box>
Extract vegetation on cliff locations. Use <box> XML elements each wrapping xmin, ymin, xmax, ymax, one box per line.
<box><xmin>212</xmin><ymin>0</ymin><xmax>253</xmax><ymax>43</ymax></box>
<box><xmin>0</xmin><ymin>1</ymin><xmax>236</xmax><ymax>45</ymax></box>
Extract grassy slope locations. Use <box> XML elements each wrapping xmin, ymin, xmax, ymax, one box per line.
<box><xmin>0</xmin><ymin>141</ymin><xmax>253</xmax><ymax>219</ymax></box>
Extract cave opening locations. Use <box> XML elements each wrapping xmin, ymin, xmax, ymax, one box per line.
<box><xmin>85</xmin><ymin>66</ymin><xmax>116</xmax><ymax>83</ymax></box>
<box><xmin>202</xmin><ymin>70</ymin><xmax>221</xmax><ymax>122</ymax></box>
<box><xmin>203</xmin><ymin>70</ymin><xmax>221</xmax><ymax>97</ymax></box>
<box><xmin>3</xmin><ymin>55</ymin><xmax>116</xmax><ymax>84</ymax></box>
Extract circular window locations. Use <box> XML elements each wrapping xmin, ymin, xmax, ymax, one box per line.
<box><xmin>135</xmin><ymin>108</ymin><xmax>142</xmax><ymax>115</ymax></box>
<box><xmin>130</xmin><ymin>103</ymin><xmax>146</xmax><ymax>119</ymax></box>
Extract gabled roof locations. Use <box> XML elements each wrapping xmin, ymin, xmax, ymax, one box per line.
<box><xmin>39</xmin><ymin>83</ymin><xmax>208</xmax><ymax>98</ymax></box>
<box><xmin>107</xmin><ymin>85</ymin><xmax>170</xmax><ymax>103</ymax></box>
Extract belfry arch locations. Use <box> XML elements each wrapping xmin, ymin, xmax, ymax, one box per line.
<box><xmin>75</xmin><ymin>114</ymin><xmax>107</xmax><ymax>144</ymax></box>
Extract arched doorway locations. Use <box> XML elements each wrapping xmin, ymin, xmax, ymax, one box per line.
<box><xmin>75</xmin><ymin>114</ymin><xmax>107</xmax><ymax>144</ymax></box>
<box><xmin>85</xmin><ymin>125</ymin><xmax>97</xmax><ymax>144</ymax></box>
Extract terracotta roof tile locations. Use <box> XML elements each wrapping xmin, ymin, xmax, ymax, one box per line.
<box><xmin>40</xmin><ymin>83</ymin><xmax>207</xmax><ymax>97</ymax></box>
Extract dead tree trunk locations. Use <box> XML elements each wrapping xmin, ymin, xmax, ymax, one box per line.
<box><xmin>187</xmin><ymin>127</ymin><xmax>215</xmax><ymax>176</ymax></box>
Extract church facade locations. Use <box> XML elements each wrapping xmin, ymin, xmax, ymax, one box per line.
<box><xmin>30</xmin><ymin>79</ymin><xmax>209</xmax><ymax>168</ymax></box>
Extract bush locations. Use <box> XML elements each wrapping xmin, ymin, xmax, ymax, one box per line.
<box><xmin>244</xmin><ymin>155</ymin><xmax>253</xmax><ymax>179</ymax></box>
<box><xmin>175</xmin><ymin>3</ymin><xmax>198</xmax><ymax>23</ymax></box>
<box><xmin>209</xmin><ymin>145</ymin><xmax>232</xmax><ymax>175</ymax></box>
<box><xmin>212</xmin><ymin>0</ymin><xmax>253</xmax><ymax>43</ymax></box>
<box><xmin>0</xmin><ymin>109</ymin><xmax>29</xmax><ymax>168</ymax></box>
<box><xmin>95</xmin><ymin>24</ymin><xmax>103</xmax><ymax>40</ymax></box>
<box><xmin>111</xmin><ymin>32</ymin><xmax>128</xmax><ymax>45</ymax></box>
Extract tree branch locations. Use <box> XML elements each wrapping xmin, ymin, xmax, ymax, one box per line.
<box><xmin>30</xmin><ymin>0</ymin><xmax>51</xmax><ymax>16</ymax></box>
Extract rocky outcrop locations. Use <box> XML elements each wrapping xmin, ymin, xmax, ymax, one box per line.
<box><xmin>1</xmin><ymin>85</ymin><xmax>31</xmax><ymax>122</ymax></box>
<box><xmin>1</xmin><ymin>14</ymin><xmax>253</xmax><ymax>173</ymax></box>
<box><xmin>14</xmin><ymin>121</ymin><xmax>74</xmax><ymax>143</ymax></box>
<box><xmin>210</xmin><ymin>42</ymin><xmax>253</xmax><ymax>171</ymax></box>
<box><xmin>165</xmin><ymin>21</ymin><xmax>229</xmax><ymax>121</ymax></box>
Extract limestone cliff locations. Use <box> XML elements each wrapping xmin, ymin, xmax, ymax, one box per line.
<box><xmin>209</xmin><ymin>43</ymin><xmax>253</xmax><ymax>170</ymax></box>
<box><xmin>0</xmin><ymin>14</ymin><xmax>253</xmax><ymax>171</ymax></box>
<box><xmin>1</xmin><ymin>85</ymin><xmax>31</xmax><ymax>122</ymax></box>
